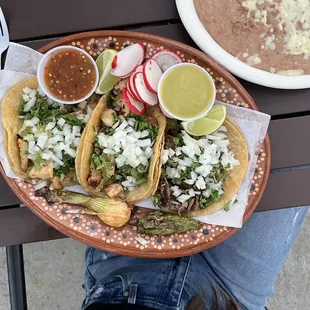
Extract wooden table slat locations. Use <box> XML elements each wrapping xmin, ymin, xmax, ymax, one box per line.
<box><xmin>0</xmin><ymin>207</ymin><xmax>65</xmax><ymax>247</ymax></box>
<box><xmin>269</xmin><ymin>116</ymin><xmax>310</xmax><ymax>169</ymax></box>
<box><xmin>0</xmin><ymin>176</ymin><xmax>20</xmax><ymax>207</ymax></box>
<box><xmin>258</xmin><ymin>168</ymin><xmax>310</xmax><ymax>211</ymax></box>
<box><xmin>1</xmin><ymin>0</ymin><xmax>179</xmax><ymax>41</ymax></box>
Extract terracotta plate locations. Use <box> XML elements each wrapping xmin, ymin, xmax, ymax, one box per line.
<box><xmin>1</xmin><ymin>31</ymin><xmax>271</xmax><ymax>258</ymax></box>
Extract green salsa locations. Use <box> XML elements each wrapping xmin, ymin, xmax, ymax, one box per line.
<box><xmin>159</xmin><ymin>65</ymin><xmax>215</xmax><ymax>119</ymax></box>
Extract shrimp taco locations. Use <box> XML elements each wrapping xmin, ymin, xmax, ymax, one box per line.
<box><xmin>2</xmin><ymin>77</ymin><xmax>100</xmax><ymax>189</ymax></box>
<box><xmin>76</xmin><ymin>86</ymin><xmax>166</xmax><ymax>203</ymax></box>
<box><xmin>153</xmin><ymin>116</ymin><xmax>248</xmax><ymax>216</ymax></box>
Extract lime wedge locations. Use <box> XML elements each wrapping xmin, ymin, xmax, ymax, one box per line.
<box><xmin>95</xmin><ymin>49</ymin><xmax>120</xmax><ymax>94</ymax></box>
<box><xmin>181</xmin><ymin>105</ymin><xmax>227</xmax><ymax>136</ymax></box>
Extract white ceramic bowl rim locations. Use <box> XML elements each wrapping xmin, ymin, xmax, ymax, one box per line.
<box><xmin>157</xmin><ymin>63</ymin><xmax>216</xmax><ymax>122</ymax></box>
<box><xmin>37</xmin><ymin>45</ymin><xmax>99</xmax><ymax>104</ymax></box>
<box><xmin>176</xmin><ymin>0</ymin><xmax>310</xmax><ymax>90</ymax></box>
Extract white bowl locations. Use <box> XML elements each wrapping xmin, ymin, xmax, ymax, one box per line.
<box><xmin>37</xmin><ymin>45</ymin><xmax>99</xmax><ymax>104</ymax></box>
<box><xmin>176</xmin><ymin>0</ymin><xmax>310</xmax><ymax>89</ymax></box>
<box><xmin>157</xmin><ymin>63</ymin><xmax>216</xmax><ymax>121</ymax></box>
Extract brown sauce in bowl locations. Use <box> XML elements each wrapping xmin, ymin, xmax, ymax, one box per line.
<box><xmin>44</xmin><ymin>49</ymin><xmax>96</xmax><ymax>101</ymax></box>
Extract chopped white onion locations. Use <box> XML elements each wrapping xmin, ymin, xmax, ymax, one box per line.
<box><xmin>34</xmin><ymin>180</ymin><xmax>48</xmax><ymax>191</ymax></box>
<box><xmin>37</xmin><ymin>86</ymin><xmax>45</xmax><ymax>97</ymax></box>
<box><xmin>36</xmin><ymin>133</ymin><xmax>49</xmax><ymax>149</ymax></box>
<box><xmin>29</xmin><ymin>89</ymin><xmax>37</xmax><ymax>99</ymax></box>
<box><xmin>97</xmin><ymin>118</ymin><xmax>156</xmax><ymax>171</ymax></box>
<box><xmin>45</xmin><ymin>122</ymin><xmax>56</xmax><ymax>131</ymax></box>
<box><xmin>177</xmin><ymin>194</ymin><xmax>191</xmax><ymax>203</ymax></box>
<box><xmin>23</xmin><ymin>87</ymin><xmax>32</xmax><ymax>95</ymax></box>
<box><xmin>22</xmin><ymin>94</ymin><xmax>30</xmax><ymax>102</ymax></box>
<box><xmin>57</xmin><ymin>118</ymin><xmax>66</xmax><ymax>127</ymax></box>
<box><xmin>23</xmin><ymin>97</ymin><xmax>36</xmax><ymax>112</ymax></box>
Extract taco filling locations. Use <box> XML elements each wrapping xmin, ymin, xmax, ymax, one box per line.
<box><xmin>76</xmin><ymin>85</ymin><xmax>166</xmax><ymax>202</ymax></box>
<box><xmin>153</xmin><ymin>118</ymin><xmax>247</xmax><ymax>216</ymax></box>
<box><xmin>4</xmin><ymin>80</ymin><xmax>99</xmax><ymax>188</ymax></box>
<box><xmin>89</xmin><ymin>107</ymin><xmax>158</xmax><ymax>197</ymax></box>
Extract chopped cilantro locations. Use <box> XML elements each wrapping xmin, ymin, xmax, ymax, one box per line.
<box><xmin>173</xmin><ymin>135</ymin><xmax>183</xmax><ymax>147</ymax></box>
<box><xmin>167</xmin><ymin>158</ymin><xmax>178</xmax><ymax>168</ymax></box>
<box><xmin>180</xmin><ymin>166</ymin><xmax>192</xmax><ymax>179</ymax></box>
<box><xmin>90</xmin><ymin>153</ymin><xmax>115</xmax><ymax>187</ymax></box>
<box><xmin>131</xmin><ymin>164</ymin><xmax>148</xmax><ymax>185</ymax></box>
<box><xmin>34</xmin><ymin>152</ymin><xmax>45</xmax><ymax>169</ymax></box>
<box><xmin>192</xmin><ymin>161</ymin><xmax>200</xmax><ymax>170</ymax></box>
<box><xmin>61</xmin><ymin>114</ymin><xmax>82</xmax><ymax>126</ymax></box>
<box><xmin>152</xmin><ymin>194</ymin><xmax>163</xmax><ymax>209</ymax></box>
<box><xmin>91</xmin><ymin>153</ymin><xmax>114</xmax><ymax>172</ymax></box>
<box><xmin>223</xmin><ymin>203</ymin><xmax>230</xmax><ymax>212</ymax></box>
<box><xmin>106</xmin><ymin>91</ymin><xmax>117</xmax><ymax>109</ymax></box>
<box><xmin>19</xmin><ymin>99</ymin><xmax>27</xmax><ymax>115</ymax></box>
<box><xmin>132</xmin><ymin>114</ymin><xmax>158</xmax><ymax>142</ymax></box>
<box><xmin>225</xmin><ymin>163</ymin><xmax>231</xmax><ymax>169</ymax></box>
<box><xmin>209</xmin><ymin>165</ymin><xmax>226</xmax><ymax>183</ymax></box>
<box><xmin>199</xmin><ymin>190</ymin><xmax>221</xmax><ymax>209</ymax></box>
<box><xmin>117</xmin><ymin>165</ymin><xmax>132</xmax><ymax>179</ymax></box>
<box><xmin>54</xmin><ymin>154</ymin><xmax>75</xmax><ymax>177</ymax></box>
<box><xmin>20</xmin><ymin>127</ymin><xmax>32</xmax><ymax>137</ymax></box>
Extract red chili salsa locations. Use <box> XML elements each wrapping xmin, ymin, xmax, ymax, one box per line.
<box><xmin>44</xmin><ymin>49</ymin><xmax>96</xmax><ymax>101</ymax></box>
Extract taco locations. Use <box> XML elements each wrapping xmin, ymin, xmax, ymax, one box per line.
<box><xmin>153</xmin><ymin>116</ymin><xmax>248</xmax><ymax>216</ymax></box>
<box><xmin>2</xmin><ymin>77</ymin><xmax>100</xmax><ymax>189</ymax></box>
<box><xmin>76</xmin><ymin>88</ymin><xmax>166</xmax><ymax>203</ymax></box>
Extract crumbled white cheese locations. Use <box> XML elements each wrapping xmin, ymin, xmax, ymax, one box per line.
<box><xmin>246</xmin><ymin>54</ymin><xmax>262</xmax><ymax>66</ymax></box>
<box><xmin>277</xmin><ymin>69</ymin><xmax>305</xmax><ymax>76</ymax></box>
<box><xmin>242</xmin><ymin>0</ymin><xmax>310</xmax><ymax>58</ymax></box>
<box><xmin>270</xmin><ymin>67</ymin><xmax>276</xmax><ymax>73</ymax></box>
<box><xmin>264</xmin><ymin>35</ymin><xmax>276</xmax><ymax>50</ymax></box>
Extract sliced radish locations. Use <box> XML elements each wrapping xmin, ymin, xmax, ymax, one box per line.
<box><xmin>120</xmin><ymin>72</ymin><xmax>132</xmax><ymax>79</ymax></box>
<box><xmin>126</xmin><ymin>80</ymin><xmax>134</xmax><ymax>96</ymax></box>
<box><xmin>123</xmin><ymin>88</ymin><xmax>145</xmax><ymax>115</ymax></box>
<box><xmin>143</xmin><ymin>59</ymin><xmax>162</xmax><ymax>93</ymax></box>
<box><xmin>127</xmin><ymin>80</ymin><xmax>139</xmax><ymax>100</ymax></box>
<box><xmin>133</xmin><ymin>72</ymin><xmax>158</xmax><ymax>106</ymax></box>
<box><xmin>111</xmin><ymin>43</ymin><xmax>145</xmax><ymax>77</ymax></box>
<box><xmin>112</xmin><ymin>55</ymin><xmax>118</xmax><ymax>69</ymax></box>
<box><xmin>128</xmin><ymin>74</ymin><xmax>142</xmax><ymax>101</ymax></box>
<box><xmin>151</xmin><ymin>50</ymin><xmax>182</xmax><ymax>72</ymax></box>
<box><xmin>133</xmin><ymin>64</ymin><xmax>143</xmax><ymax>74</ymax></box>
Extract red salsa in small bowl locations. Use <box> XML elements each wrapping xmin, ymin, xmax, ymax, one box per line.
<box><xmin>37</xmin><ymin>46</ymin><xmax>99</xmax><ymax>104</ymax></box>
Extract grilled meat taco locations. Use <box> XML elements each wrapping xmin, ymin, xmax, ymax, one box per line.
<box><xmin>153</xmin><ymin>116</ymin><xmax>248</xmax><ymax>216</ymax></box>
<box><xmin>76</xmin><ymin>86</ymin><xmax>166</xmax><ymax>203</ymax></box>
<box><xmin>2</xmin><ymin>77</ymin><xmax>100</xmax><ymax>189</ymax></box>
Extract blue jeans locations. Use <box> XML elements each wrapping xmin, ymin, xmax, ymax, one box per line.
<box><xmin>82</xmin><ymin>207</ymin><xmax>308</xmax><ymax>310</ymax></box>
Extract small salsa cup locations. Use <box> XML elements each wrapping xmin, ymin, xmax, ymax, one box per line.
<box><xmin>157</xmin><ymin>63</ymin><xmax>216</xmax><ymax>121</ymax></box>
<box><xmin>37</xmin><ymin>45</ymin><xmax>99</xmax><ymax>105</ymax></box>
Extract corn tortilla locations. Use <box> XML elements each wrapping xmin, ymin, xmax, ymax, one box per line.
<box><xmin>188</xmin><ymin>117</ymin><xmax>248</xmax><ymax>216</ymax></box>
<box><xmin>76</xmin><ymin>94</ymin><xmax>166</xmax><ymax>203</ymax></box>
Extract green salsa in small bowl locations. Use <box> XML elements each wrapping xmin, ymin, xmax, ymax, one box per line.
<box><xmin>158</xmin><ymin>63</ymin><xmax>216</xmax><ymax>121</ymax></box>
